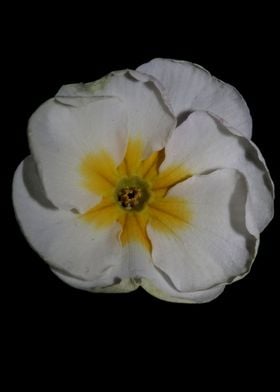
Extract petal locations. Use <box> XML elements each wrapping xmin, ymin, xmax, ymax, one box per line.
<box><xmin>12</xmin><ymin>157</ymin><xmax>131</xmax><ymax>288</ymax></box>
<box><xmin>147</xmin><ymin>169</ymin><xmax>258</xmax><ymax>292</ymax></box>
<box><xmin>137</xmin><ymin>58</ymin><xmax>252</xmax><ymax>138</ymax></box>
<box><xmin>125</xmin><ymin>243</ymin><xmax>225</xmax><ymax>303</ymax></box>
<box><xmin>57</xmin><ymin>69</ymin><xmax>176</xmax><ymax>158</ymax></box>
<box><xmin>148</xmin><ymin>195</ymin><xmax>192</xmax><ymax>234</ymax></box>
<box><xmin>28</xmin><ymin>96</ymin><xmax>128</xmax><ymax>212</ymax></box>
<box><xmin>161</xmin><ymin>111</ymin><xmax>274</xmax><ymax>233</ymax></box>
<box><xmin>51</xmin><ymin>271</ymin><xmax>139</xmax><ymax>293</ymax></box>
<box><xmin>118</xmin><ymin>210</ymin><xmax>152</xmax><ymax>253</ymax></box>
<box><xmin>141</xmin><ymin>278</ymin><xmax>225</xmax><ymax>304</ymax></box>
<box><xmin>117</xmin><ymin>138</ymin><xmax>145</xmax><ymax>176</ymax></box>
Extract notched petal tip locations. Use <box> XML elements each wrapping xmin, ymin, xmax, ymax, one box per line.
<box><xmin>137</xmin><ymin>58</ymin><xmax>253</xmax><ymax>139</ymax></box>
<box><xmin>140</xmin><ymin>278</ymin><xmax>226</xmax><ymax>304</ymax></box>
<box><xmin>163</xmin><ymin>109</ymin><xmax>274</xmax><ymax>235</ymax></box>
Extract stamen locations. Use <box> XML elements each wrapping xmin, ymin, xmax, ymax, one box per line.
<box><xmin>118</xmin><ymin>187</ymin><xmax>143</xmax><ymax>209</ymax></box>
<box><xmin>115</xmin><ymin>176</ymin><xmax>150</xmax><ymax>211</ymax></box>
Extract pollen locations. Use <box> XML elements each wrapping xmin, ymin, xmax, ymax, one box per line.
<box><xmin>117</xmin><ymin>186</ymin><xmax>143</xmax><ymax>210</ymax></box>
<box><xmin>115</xmin><ymin>176</ymin><xmax>150</xmax><ymax>211</ymax></box>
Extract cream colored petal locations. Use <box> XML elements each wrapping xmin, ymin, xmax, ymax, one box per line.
<box><xmin>147</xmin><ymin>169</ymin><xmax>258</xmax><ymax>293</ymax></box>
<box><xmin>137</xmin><ymin>58</ymin><xmax>252</xmax><ymax>138</ymax></box>
<box><xmin>121</xmin><ymin>242</ymin><xmax>225</xmax><ymax>303</ymax></box>
<box><xmin>12</xmin><ymin>157</ymin><xmax>131</xmax><ymax>289</ymax></box>
<box><xmin>161</xmin><ymin>111</ymin><xmax>274</xmax><ymax>233</ymax></box>
<box><xmin>28</xmin><ymin>96</ymin><xmax>128</xmax><ymax>212</ymax></box>
<box><xmin>57</xmin><ymin>69</ymin><xmax>176</xmax><ymax>158</ymax></box>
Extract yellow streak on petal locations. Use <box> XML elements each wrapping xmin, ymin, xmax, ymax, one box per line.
<box><xmin>151</xmin><ymin>163</ymin><xmax>192</xmax><ymax>192</ymax></box>
<box><xmin>79</xmin><ymin>150</ymin><xmax>119</xmax><ymax>196</ymax></box>
<box><xmin>151</xmin><ymin>188</ymin><xmax>167</xmax><ymax>199</ymax></box>
<box><xmin>117</xmin><ymin>138</ymin><xmax>144</xmax><ymax>176</ymax></box>
<box><xmin>78</xmin><ymin>137</ymin><xmax>193</xmax><ymax>254</ymax></box>
<box><xmin>81</xmin><ymin>197</ymin><xmax>121</xmax><ymax>228</ymax></box>
<box><xmin>148</xmin><ymin>196</ymin><xmax>192</xmax><ymax>234</ymax></box>
<box><xmin>138</xmin><ymin>149</ymin><xmax>165</xmax><ymax>181</ymax></box>
<box><xmin>118</xmin><ymin>210</ymin><xmax>152</xmax><ymax>253</ymax></box>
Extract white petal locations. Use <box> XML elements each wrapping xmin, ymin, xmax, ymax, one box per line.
<box><xmin>51</xmin><ymin>270</ymin><xmax>139</xmax><ymax>293</ymax></box>
<box><xmin>12</xmin><ymin>157</ymin><xmax>131</xmax><ymax>289</ymax></box>
<box><xmin>148</xmin><ymin>169</ymin><xmax>258</xmax><ymax>292</ymax></box>
<box><xmin>141</xmin><ymin>278</ymin><xmax>225</xmax><ymax>304</ymax></box>
<box><xmin>137</xmin><ymin>58</ymin><xmax>252</xmax><ymax>138</ymax></box>
<box><xmin>124</xmin><ymin>242</ymin><xmax>225</xmax><ymax>303</ymax></box>
<box><xmin>28</xmin><ymin>96</ymin><xmax>128</xmax><ymax>212</ymax></box>
<box><xmin>161</xmin><ymin>111</ymin><xmax>274</xmax><ymax>233</ymax></box>
<box><xmin>57</xmin><ymin>69</ymin><xmax>176</xmax><ymax>157</ymax></box>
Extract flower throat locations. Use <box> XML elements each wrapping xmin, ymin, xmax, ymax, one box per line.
<box><xmin>116</xmin><ymin>176</ymin><xmax>150</xmax><ymax>211</ymax></box>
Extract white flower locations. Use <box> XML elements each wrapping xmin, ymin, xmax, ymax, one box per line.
<box><xmin>13</xmin><ymin>58</ymin><xmax>274</xmax><ymax>303</ymax></box>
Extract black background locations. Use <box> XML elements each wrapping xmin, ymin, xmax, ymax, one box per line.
<box><xmin>5</xmin><ymin>7</ymin><xmax>278</xmax><ymax>371</ymax></box>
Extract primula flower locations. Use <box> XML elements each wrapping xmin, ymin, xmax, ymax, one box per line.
<box><xmin>13</xmin><ymin>59</ymin><xmax>274</xmax><ymax>303</ymax></box>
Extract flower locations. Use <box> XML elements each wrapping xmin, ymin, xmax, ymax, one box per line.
<box><xmin>13</xmin><ymin>58</ymin><xmax>274</xmax><ymax>303</ymax></box>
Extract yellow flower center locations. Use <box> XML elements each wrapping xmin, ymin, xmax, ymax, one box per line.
<box><xmin>79</xmin><ymin>138</ymin><xmax>192</xmax><ymax>253</ymax></box>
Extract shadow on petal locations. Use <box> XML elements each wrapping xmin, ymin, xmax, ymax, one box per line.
<box><xmin>177</xmin><ymin>110</ymin><xmax>193</xmax><ymax>127</ymax></box>
<box><xmin>242</xmin><ymin>140</ymin><xmax>274</xmax><ymax>196</ymax></box>
<box><xmin>213</xmin><ymin>115</ymin><xmax>273</xmax><ymax>196</ymax></box>
<box><xmin>153</xmin><ymin>265</ymin><xmax>181</xmax><ymax>291</ymax></box>
<box><xmin>229</xmin><ymin>174</ymin><xmax>257</xmax><ymax>262</ymax></box>
<box><xmin>51</xmin><ymin>265</ymin><xmax>91</xmax><ymax>281</ymax></box>
<box><xmin>23</xmin><ymin>156</ymin><xmax>57</xmax><ymax>210</ymax></box>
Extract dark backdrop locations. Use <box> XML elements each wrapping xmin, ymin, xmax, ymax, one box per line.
<box><xmin>5</xmin><ymin>8</ymin><xmax>278</xmax><ymax>374</ymax></box>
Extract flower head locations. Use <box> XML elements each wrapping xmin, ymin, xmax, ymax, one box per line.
<box><xmin>13</xmin><ymin>59</ymin><xmax>274</xmax><ymax>303</ymax></box>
